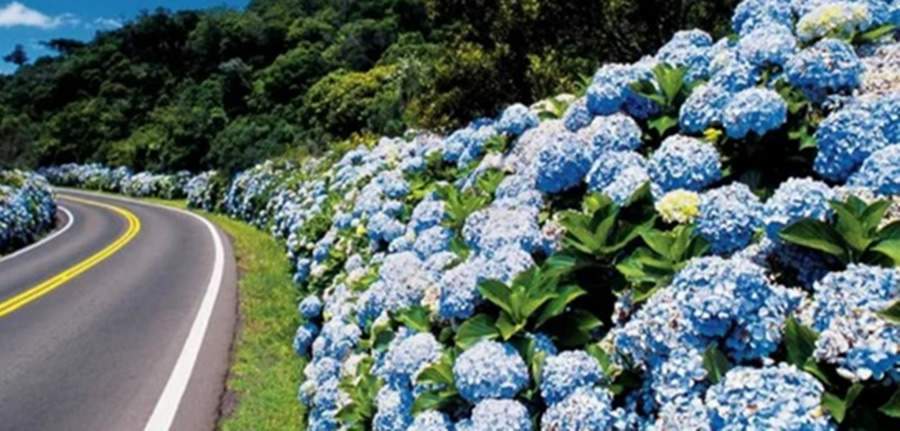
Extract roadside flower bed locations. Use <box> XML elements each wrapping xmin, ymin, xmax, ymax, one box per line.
<box><xmin>39</xmin><ymin>0</ymin><xmax>900</xmax><ymax>428</ymax></box>
<box><xmin>0</xmin><ymin>170</ymin><xmax>57</xmax><ymax>255</ymax></box>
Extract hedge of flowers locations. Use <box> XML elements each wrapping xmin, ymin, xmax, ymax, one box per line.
<box><xmin>0</xmin><ymin>170</ymin><xmax>57</xmax><ymax>255</ymax></box>
<box><xmin>39</xmin><ymin>164</ymin><xmax>192</xmax><ymax>199</ymax></box>
<box><xmin>39</xmin><ymin>0</ymin><xmax>900</xmax><ymax>429</ymax></box>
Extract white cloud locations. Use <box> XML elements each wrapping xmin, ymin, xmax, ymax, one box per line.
<box><xmin>0</xmin><ymin>2</ymin><xmax>77</xmax><ymax>29</ymax></box>
<box><xmin>92</xmin><ymin>17</ymin><xmax>122</xmax><ymax>30</ymax></box>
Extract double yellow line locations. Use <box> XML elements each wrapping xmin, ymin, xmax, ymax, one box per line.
<box><xmin>0</xmin><ymin>195</ymin><xmax>141</xmax><ymax>318</ymax></box>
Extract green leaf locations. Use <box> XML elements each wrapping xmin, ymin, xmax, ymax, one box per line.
<box><xmin>495</xmin><ymin>312</ymin><xmax>526</xmax><ymax>340</ymax></box>
<box><xmin>878</xmin><ymin>299</ymin><xmax>900</xmax><ymax>325</ymax></box>
<box><xmin>822</xmin><ymin>384</ymin><xmax>863</xmax><ymax>423</ymax></box>
<box><xmin>779</xmin><ymin>219</ymin><xmax>846</xmax><ymax>258</ymax></box>
<box><xmin>830</xmin><ymin>202</ymin><xmax>871</xmax><ymax>252</ymax></box>
<box><xmin>784</xmin><ymin>316</ymin><xmax>819</xmax><ymax>367</ymax></box>
<box><xmin>534</xmin><ymin>284</ymin><xmax>587</xmax><ymax>328</ymax></box>
<box><xmin>871</xmin><ymin>239</ymin><xmax>900</xmax><ymax>265</ymax></box>
<box><xmin>879</xmin><ymin>387</ymin><xmax>900</xmax><ymax>418</ymax></box>
<box><xmin>879</xmin><ymin>221</ymin><xmax>900</xmax><ymax>240</ymax></box>
<box><xmin>412</xmin><ymin>388</ymin><xmax>458</xmax><ymax>414</ymax></box>
<box><xmin>417</xmin><ymin>352</ymin><xmax>455</xmax><ymax>386</ymax></box>
<box><xmin>478</xmin><ymin>279</ymin><xmax>513</xmax><ymax>316</ymax></box>
<box><xmin>395</xmin><ymin>306</ymin><xmax>431</xmax><ymax>333</ymax></box>
<box><xmin>640</xmin><ymin>229</ymin><xmax>674</xmax><ymax>258</ymax></box>
<box><xmin>648</xmin><ymin>115</ymin><xmax>678</xmax><ymax>136</ymax></box>
<box><xmin>455</xmin><ymin>314</ymin><xmax>499</xmax><ymax>348</ymax></box>
<box><xmin>702</xmin><ymin>343</ymin><xmax>731</xmax><ymax>384</ymax></box>
<box><xmin>585</xmin><ymin>344</ymin><xmax>612</xmax><ymax>374</ymax></box>
<box><xmin>856</xmin><ymin>24</ymin><xmax>896</xmax><ymax>44</ymax></box>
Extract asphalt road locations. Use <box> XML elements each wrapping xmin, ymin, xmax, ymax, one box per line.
<box><xmin>0</xmin><ymin>190</ymin><xmax>237</xmax><ymax>431</ymax></box>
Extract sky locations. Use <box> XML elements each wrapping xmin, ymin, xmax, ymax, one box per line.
<box><xmin>0</xmin><ymin>1</ymin><xmax>248</xmax><ymax>73</ymax></box>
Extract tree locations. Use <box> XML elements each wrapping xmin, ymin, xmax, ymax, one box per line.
<box><xmin>3</xmin><ymin>45</ymin><xmax>28</xmax><ymax>67</ymax></box>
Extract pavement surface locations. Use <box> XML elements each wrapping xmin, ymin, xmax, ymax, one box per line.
<box><xmin>0</xmin><ymin>189</ymin><xmax>238</xmax><ymax>431</ymax></box>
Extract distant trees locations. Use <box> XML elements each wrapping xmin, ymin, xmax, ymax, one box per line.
<box><xmin>3</xmin><ymin>45</ymin><xmax>28</xmax><ymax>66</ymax></box>
<box><xmin>0</xmin><ymin>0</ymin><xmax>735</xmax><ymax>173</ymax></box>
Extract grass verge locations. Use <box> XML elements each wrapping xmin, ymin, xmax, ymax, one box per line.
<box><xmin>141</xmin><ymin>198</ymin><xmax>305</xmax><ymax>430</ymax></box>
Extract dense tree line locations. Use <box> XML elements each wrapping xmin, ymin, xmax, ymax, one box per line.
<box><xmin>0</xmin><ymin>0</ymin><xmax>735</xmax><ymax>173</ymax></box>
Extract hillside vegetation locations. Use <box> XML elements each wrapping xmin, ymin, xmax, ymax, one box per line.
<box><xmin>0</xmin><ymin>0</ymin><xmax>734</xmax><ymax>173</ymax></box>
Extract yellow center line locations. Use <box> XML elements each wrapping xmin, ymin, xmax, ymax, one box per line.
<box><xmin>0</xmin><ymin>195</ymin><xmax>141</xmax><ymax>318</ymax></box>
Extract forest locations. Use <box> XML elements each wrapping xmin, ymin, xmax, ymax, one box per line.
<box><xmin>0</xmin><ymin>0</ymin><xmax>735</xmax><ymax>174</ymax></box>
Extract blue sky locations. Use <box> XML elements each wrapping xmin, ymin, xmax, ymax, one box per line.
<box><xmin>0</xmin><ymin>1</ymin><xmax>248</xmax><ymax>73</ymax></box>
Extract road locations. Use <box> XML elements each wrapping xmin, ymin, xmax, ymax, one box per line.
<box><xmin>0</xmin><ymin>189</ymin><xmax>238</xmax><ymax>431</ymax></box>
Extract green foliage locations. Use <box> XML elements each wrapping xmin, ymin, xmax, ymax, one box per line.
<box><xmin>413</xmin><ymin>350</ymin><xmax>462</xmax><ymax>413</ymax></box>
<box><xmin>630</xmin><ymin>64</ymin><xmax>698</xmax><ymax>138</ymax></box>
<box><xmin>337</xmin><ymin>357</ymin><xmax>383</xmax><ymax>430</ymax></box>
<box><xmin>779</xmin><ymin>196</ymin><xmax>900</xmax><ymax>267</ymax></box>
<box><xmin>0</xmin><ymin>0</ymin><xmax>734</xmax><ymax>172</ymax></box>
<box><xmin>478</xmin><ymin>265</ymin><xmax>587</xmax><ymax>340</ymax></box>
<box><xmin>702</xmin><ymin>343</ymin><xmax>732</xmax><ymax>385</ymax></box>
<box><xmin>616</xmin><ymin>225</ymin><xmax>709</xmax><ymax>301</ymax></box>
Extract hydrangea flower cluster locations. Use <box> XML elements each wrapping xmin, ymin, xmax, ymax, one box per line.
<box><xmin>697</xmin><ymin>183</ymin><xmax>763</xmax><ymax>254</ymax></box>
<box><xmin>0</xmin><ymin>170</ymin><xmax>57</xmax><ymax>254</ymax></box>
<box><xmin>649</xmin><ymin>135</ymin><xmax>722</xmax><ymax>194</ymax></box>
<box><xmin>452</xmin><ymin>340</ymin><xmax>529</xmax><ymax>403</ymax></box>
<box><xmin>722</xmin><ymin>88</ymin><xmax>788</xmax><ymax>139</ymax></box>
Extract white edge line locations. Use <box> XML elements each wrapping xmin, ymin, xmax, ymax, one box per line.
<box><xmin>0</xmin><ymin>206</ymin><xmax>75</xmax><ymax>264</ymax></box>
<box><xmin>58</xmin><ymin>189</ymin><xmax>226</xmax><ymax>431</ymax></box>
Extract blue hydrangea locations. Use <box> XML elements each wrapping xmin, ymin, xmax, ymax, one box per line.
<box><xmin>656</xmin><ymin>30</ymin><xmax>714</xmax><ymax>82</ymax></box>
<box><xmin>540</xmin><ymin>387</ymin><xmax>615</xmax><ymax>431</ymax></box>
<box><xmin>494</xmin><ymin>174</ymin><xmax>544</xmax><ymax>208</ymax></box>
<box><xmin>579</xmin><ymin>113</ymin><xmax>643</xmax><ymax>157</ymax></box>
<box><xmin>481</xmin><ymin>246</ymin><xmax>535</xmax><ymax>284</ymax></box>
<box><xmin>373</xmin><ymin>385</ymin><xmax>413</xmax><ymax>431</ymax></box>
<box><xmin>497</xmin><ymin>103</ymin><xmax>540</xmax><ymax>136</ymax></box>
<box><xmin>532</xmin><ymin>130</ymin><xmax>592</xmax><ymax>193</ymax></box>
<box><xmin>705</xmin><ymin>364</ymin><xmax>833</xmax><ymax>430</ymax></box>
<box><xmin>527</xmin><ymin>332</ymin><xmax>558</xmax><ymax>356</ymax></box>
<box><xmin>293</xmin><ymin>322</ymin><xmax>319</xmax><ymax>356</ymax></box>
<box><xmin>732</xmin><ymin>0</ymin><xmax>794</xmax><ymax>35</ymax></box>
<box><xmin>587</xmin><ymin>63</ymin><xmax>658</xmax><ymax>118</ymax></box>
<box><xmin>698</xmin><ymin>183</ymin><xmax>764</xmax><ymax>254</ymax></box>
<box><xmin>294</xmin><ymin>258</ymin><xmax>312</xmax><ymax>284</ymax></box>
<box><xmin>800</xmin><ymin>264</ymin><xmax>900</xmax><ymax>382</ymax></box>
<box><xmin>722</xmin><ymin>88</ymin><xmax>788</xmax><ymax>139</ymax></box>
<box><xmin>368</xmin><ymin>211</ymin><xmax>406</xmax><ymax>244</ymax></box>
<box><xmin>649</xmin><ymin>135</ymin><xmax>722</xmax><ymax>193</ymax></box>
<box><xmin>862</xmin><ymin>92</ymin><xmax>900</xmax><ymax>145</ymax></box>
<box><xmin>736</xmin><ymin>24</ymin><xmax>797</xmax><ymax>67</ymax></box>
<box><xmin>709</xmin><ymin>57</ymin><xmax>760</xmax><ymax>92</ymax></box>
<box><xmin>849</xmin><ymin>144</ymin><xmax>900</xmax><ymax>195</ymax></box>
<box><xmin>409</xmin><ymin>411</ymin><xmax>454</xmax><ymax>431</ymax></box>
<box><xmin>763</xmin><ymin>178</ymin><xmax>835</xmax><ymax>239</ymax></box>
<box><xmin>814</xmin><ymin>108</ymin><xmax>889</xmax><ymax>182</ymax></box>
<box><xmin>461</xmin><ymin>399</ymin><xmax>532</xmax><ymax>431</ymax></box>
<box><xmin>648</xmin><ymin>348</ymin><xmax>709</xmax><ymax>408</ymax></box>
<box><xmin>585</xmin><ymin>150</ymin><xmax>650</xmax><ymax>204</ymax></box>
<box><xmin>410</xmin><ymin>199</ymin><xmax>447</xmax><ymax>234</ymax></box>
<box><xmin>462</xmin><ymin>206</ymin><xmax>541</xmax><ymax>256</ymax></box>
<box><xmin>786</xmin><ymin>38</ymin><xmax>863</xmax><ymax>100</ymax></box>
<box><xmin>540</xmin><ymin>350</ymin><xmax>604</xmax><ymax>405</ymax></box>
<box><xmin>299</xmin><ymin>295</ymin><xmax>323</xmax><ymax>319</ymax></box>
<box><xmin>563</xmin><ymin>98</ymin><xmax>592</xmax><ymax>132</ymax></box>
<box><xmin>379</xmin><ymin>332</ymin><xmax>442</xmax><ymax>386</ymax></box>
<box><xmin>653</xmin><ymin>396</ymin><xmax>712</xmax><ymax>431</ymax></box>
<box><xmin>312</xmin><ymin>320</ymin><xmax>362</xmax><ymax>360</ymax></box>
<box><xmin>453</xmin><ymin>340</ymin><xmax>529</xmax><ymax>402</ymax></box>
<box><xmin>679</xmin><ymin>84</ymin><xmax>731</xmax><ymax>134</ymax></box>
<box><xmin>438</xmin><ymin>257</ymin><xmax>486</xmax><ymax>320</ymax></box>
<box><xmin>414</xmin><ymin>226</ymin><xmax>453</xmax><ymax>259</ymax></box>
<box><xmin>401</xmin><ymin>156</ymin><xmax>426</xmax><ymax>174</ymax></box>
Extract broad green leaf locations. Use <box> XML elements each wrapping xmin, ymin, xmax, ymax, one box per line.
<box><xmin>495</xmin><ymin>312</ymin><xmax>526</xmax><ymax>340</ymax></box>
<box><xmin>803</xmin><ymin>359</ymin><xmax>833</xmax><ymax>387</ymax></box>
<box><xmin>856</xmin><ymin>24</ymin><xmax>897</xmax><ymax>44</ymax></box>
<box><xmin>640</xmin><ymin>229</ymin><xmax>674</xmax><ymax>257</ymax></box>
<box><xmin>521</xmin><ymin>289</ymin><xmax>558</xmax><ymax>320</ymax></box>
<box><xmin>534</xmin><ymin>284</ymin><xmax>587</xmax><ymax>328</ymax></box>
<box><xmin>455</xmin><ymin>314</ymin><xmax>499</xmax><ymax>348</ymax></box>
<box><xmin>585</xmin><ymin>344</ymin><xmax>612</xmax><ymax>374</ymax></box>
<box><xmin>878</xmin><ymin>299</ymin><xmax>900</xmax><ymax>325</ymax></box>
<box><xmin>879</xmin><ymin>221</ymin><xmax>900</xmax><ymax>240</ymax></box>
<box><xmin>871</xmin><ymin>239</ymin><xmax>900</xmax><ymax>265</ymax></box>
<box><xmin>779</xmin><ymin>219</ymin><xmax>846</xmax><ymax>258</ymax></box>
<box><xmin>702</xmin><ymin>343</ymin><xmax>731</xmax><ymax>384</ymax></box>
<box><xmin>417</xmin><ymin>361</ymin><xmax>454</xmax><ymax>386</ymax></box>
<box><xmin>830</xmin><ymin>202</ymin><xmax>870</xmax><ymax>252</ymax></box>
<box><xmin>412</xmin><ymin>388</ymin><xmax>458</xmax><ymax>414</ymax></box>
<box><xmin>879</xmin><ymin>387</ymin><xmax>900</xmax><ymax>418</ymax></box>
<box><xmin>648</xmin><ymin>115</ymin><xmax>678</xmax><ymax>136</ymax></box>
<box><xmin>478</xmin><ymin>279</ymin><xmax>513</xmax><ymax>316</ymax></box>
<box><xmin>784</xmin><ymin>316</ymin><xmax>819</xmax><ymax>367</ymax></box>
<box><xmin>822</xmin><ymin>392</ymin><xmax>848</xmax><ymax>423</ymax></box>
<box><xmin>395</xmin><ymin>306</ymin><xmax>431</xmax><ymax>333</ymax></box>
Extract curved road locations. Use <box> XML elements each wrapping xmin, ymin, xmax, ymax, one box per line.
<box><xmin>0</xmin><ymin>190</ymin><xmax>237</xmax><ymax>431</ymax></box>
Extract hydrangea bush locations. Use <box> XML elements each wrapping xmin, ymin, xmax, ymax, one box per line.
<box><xmin>38</xmin><ymin>1</ymin><xmax>900</xmax><ymax>428</ymax></box>
<box><xmin>0</xmin><ymin>170</ymin><xmax>57</xmax><ymax>255</ymax></box>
